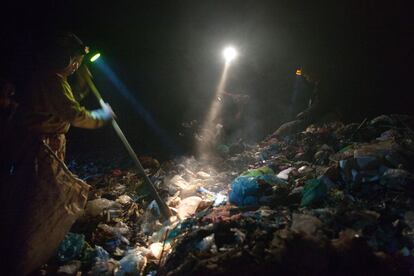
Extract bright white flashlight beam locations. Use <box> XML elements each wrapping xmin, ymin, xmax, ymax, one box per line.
<box><xmin>223</xmin><ymin>46</ymin><xmax>237</xmax><ymax>62</ymax></box>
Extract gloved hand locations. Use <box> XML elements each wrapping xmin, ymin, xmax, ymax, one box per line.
<box><xmin>90</xmin><ymin>102</ymin><xmax>115</xmax><ymax>121</ymax></box>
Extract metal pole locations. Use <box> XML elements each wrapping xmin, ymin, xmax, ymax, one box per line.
<box><xmin>81</xmin><ymin>66</ymin><xmax>172</xmax><ymax>219</ymax></box>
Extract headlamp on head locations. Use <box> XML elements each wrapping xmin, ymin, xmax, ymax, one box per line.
<box><xmin>43</xmin><ymin>32</ymin><xmax>90</xmax><ymax>70</ymax></box>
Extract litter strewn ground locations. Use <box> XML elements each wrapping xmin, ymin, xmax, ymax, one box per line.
<box><xmin>34</xmin><ymin>114</ymin><xmax>414</xmax><ymax>275</ymax></box>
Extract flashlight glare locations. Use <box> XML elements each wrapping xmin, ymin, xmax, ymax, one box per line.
<box><xmin>223</xmin><ymin>46</ymin><xmax>237</xmax><ymax>62</ymax></box>
<box><xmin>90</xmin><ymin>53</ymin><xmax>101</xmax><ymax>62</ymax></box>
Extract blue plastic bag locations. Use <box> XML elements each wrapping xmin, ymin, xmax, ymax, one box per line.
<box><xmin>229</xmin><ymin>176</ymin><xmax>261</xmax><ymax>206</ymax></box>
<box><xmin>229</xmin><ymin>167</ymin><xmax>286</xmax><ymax>206</ymax></box>
<box><xmin>57</xmin><ymin>232</ymin><xmax>85</xmax><ymax>264</ymax></box>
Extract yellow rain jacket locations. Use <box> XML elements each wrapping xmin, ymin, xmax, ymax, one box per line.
<box><xmin>21</xmin><ymin>71</ymin><xmax>105</xmax><ymax>134</ymax></box>
<box><xmin>5</xmin><ymin>69</ymin><xmax>107</xmax><ymax>274</ymax></box>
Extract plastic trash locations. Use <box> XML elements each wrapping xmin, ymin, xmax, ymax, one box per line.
<box><xmin>79</xmin><ymin>242</ymin><xmax>96</xmax><ymax>268</ymax></box>
<box><xmin>318</xmin><ymin>175</ymin><xmax>336</xmax><ymax>189</ymax></box>
<box><xmin>57</xmin><ymin>260</ymin><xmax>81</xmax><ymax>275</ymax></box>
<box><xmin>291</xmin><ymin>213</ymin><xmax>323</xmax><ymax>236</ymax></box>
<box><xmin>165</xmin><ymin>219</ymin><xmax>195</xmax><ymax>242</ymax></box>
<box><xmin>197</xmin><ymin>187</ymin><xmax>216</xmax><ymax>201</ymax></box>
<box><xmin>196</xmin><ymin>171</ymin><xmax>211</xmax><ymax>179</ymax></box>
<box><xmin>380</xmin><ymin>168</ymin><xmax>410</xmax><ymax>188</ymax></box>
<box><xmin>230</xmin><ymin>167</ymin><xmax>286</xmax><ymax>206</ymax></box>
<box><xmin>104</xmin><ymin>239</ymin><xmax>122</xmax><ymax>252</ymax></box>
<box><xmin>169</xmin><ymin>175</ymin><xmax>200</xmax><ymax>199</ymax></box>
<box><xmin>301</xmin><ymin>179</ymin><xmax>327</xmax><ymax>206</ymax></box>
<box><xmin>196</xmin><ymin>234</ymin><xmax>217</xmax><ymax>253</ymax></box>
<box><xmin>355</xmin><ymin>156</ymin><xmax>379</xmax><ymax>170</ymax></box>
<box><xmin>229</xmin><ymin>176</ymin><xmax>262</xmax><ymax>206</ymax></box>
<box><xmin>116</xmin><ymin>195</ymin><xmax>133</xmax><ymax>205</ymax></box>
<box><xmin>89</xmin><ymin>259</ymin><xmax>119</xmax><ymax>275</ymax></box>
<box><xmin>95</xmin><ymin>246</ymin><xmax>110</xmax><ymax>261</ymax></box>
<box><xmin>213</xmin><ymin>193</ymin><xmax>228</xmax><ymax>207</ymax></box>
<box><xmin>57</xmin><ymin>233</ymin><xmax>85</xmax><ymax>264</ymax></box>
<box><xmin>241</xmin><ymin>166</ymin><xmax>274</xmax><ymax>177</ymax></box>
<box><xmin>95</xmin><ymin>223</ymin><xmax>130</xmax><ymax>252</ymax></box>
<box><xmin>115</xmin><ymin>251</ymin><xmax>146</xmax><ymax>276</ymax></box>
<box><xmin>244</xmin><ymin>167</ymin><xmax>287</xmax><ymax>185</ymax></box>
<box><xmin>147</xmin><ymin>200</ymin><xmax>161</xmax><ymax>218</ymax></box>
<box><xmin>86</xmin><ymin>198</ymin><xmax>122</xmax><ymax>217</ymax></box>
<box><xmin>277</xmin><ymin>167</ymin><xmax>294</xmax><ymax>180</ymax></box>
<box><xmin>180</xmin><ymin>183</ymin><xmax>200</xmax><ymax>199</ymax></box>
<box><xmin>197</xmin><ymin>187</ymin><xmax>228</xmax><ymax>206</ymax></box>
<box><xmin>177</xmin><ymin>196</ymin><xmax>203</xmax><ymax>220</ymax></box>
<box><xmin>169</xmin><ymin>175</ymin><xmax>189</xmax><ymax>190</ymax></box>
<box><xmin>260</xmin><ymin>144</ymin><xmax>279</xmax><ymax>160</ymax></box>
<box><xmin>149</xmin><ymin>242</ymin><xmax>164</xmax><ymax>259</ymax></box>
<box><xmin>298</xmin><ymin>165</ymin><xmax>312</xmax><ymax>174</ymax></box>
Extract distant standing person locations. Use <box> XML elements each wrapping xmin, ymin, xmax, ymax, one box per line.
<box><xmin>217</xmin><ymin>90</ymin><xmax>250</xmax><ymax>144</ymax></box>
<box><xmin>290</xmin><ymin>68</ymin><xmax>319</xmax><ymax>119</ymax></box>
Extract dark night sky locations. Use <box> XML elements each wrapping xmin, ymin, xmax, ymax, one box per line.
<box><xmin>1</xmin><ymin>1</ymin><xmax>412</xmax><ymax>159</ymax></box>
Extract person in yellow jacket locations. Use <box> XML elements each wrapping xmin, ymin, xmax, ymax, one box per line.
<box><xmin>21</xmin><ymin>38</ymin><xmax>112</xmax><ymax>134</ymax></box>
<box><xmin>1</xmin><ymin>32</ymin><xmax>114</xmax><ymax>275</ymax></box>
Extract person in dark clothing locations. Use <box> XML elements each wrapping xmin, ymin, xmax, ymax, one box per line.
<box><xmin>272</xmin><ymin>66</ymin><xmax>341</xmax><ymax>138</ymax></box>
<box><xmin>217</xmin><ymin>91</ymin><xmax>250</xmax><ymax>144</ymax></box>
<box><xmin>289</xmin><ymin>68</ymin><xmax>318</xmax><ymax>119</ymax></box>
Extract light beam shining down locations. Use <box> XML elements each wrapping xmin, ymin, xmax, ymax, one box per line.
<box><xmin>197</xmin><ymin>45</ymin><xmax>238</xmax><ymax>160</ymax></box>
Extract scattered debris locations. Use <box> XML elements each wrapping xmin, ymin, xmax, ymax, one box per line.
<box><xmin>37</xmin><ymin>114</ymin><xmax>414</xmax><ymax>275</ymax></box>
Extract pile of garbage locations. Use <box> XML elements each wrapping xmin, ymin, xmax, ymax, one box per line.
<box><xmin>39</xmin><ymin>114</ymin><xmax>414</xmax><ymax>275</ymax></box>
